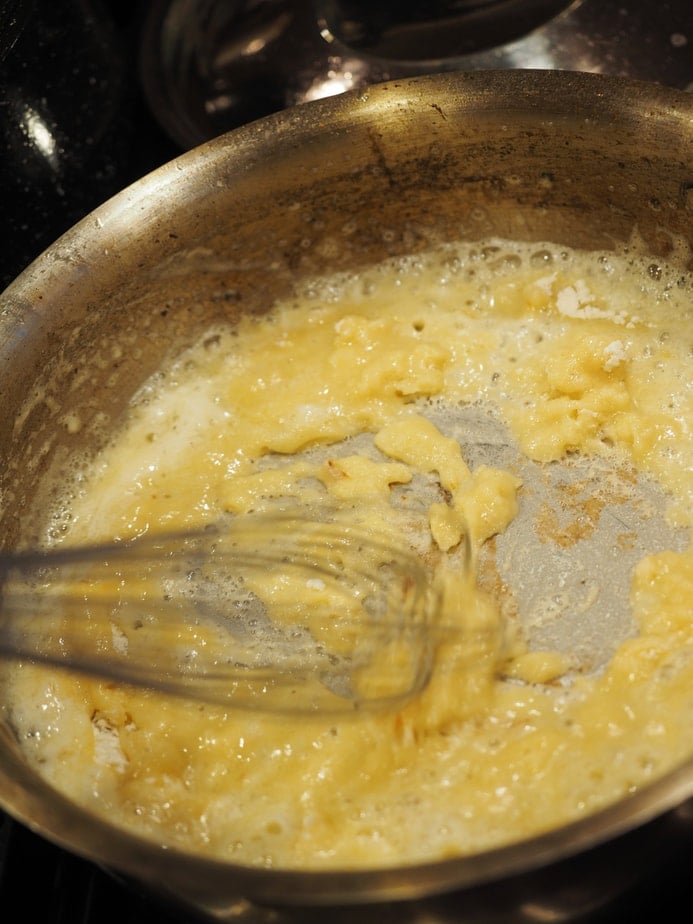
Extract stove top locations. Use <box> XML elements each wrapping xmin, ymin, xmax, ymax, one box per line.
<box><xmin>0</xmin><ymin>1</ymin><xmax>692</xmax><ymax>921</ymax></box>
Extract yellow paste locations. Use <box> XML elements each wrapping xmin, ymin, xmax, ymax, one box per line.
<box><xmin>3</xmin><ymin>238</ymin><xmax>692</xmax><ymax>870</ymax></box>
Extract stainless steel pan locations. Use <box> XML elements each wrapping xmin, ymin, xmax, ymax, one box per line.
<box><xmin>0</xmin><ymin>70</ymin><xmax>691</xmax><ymax>922</ymax></box>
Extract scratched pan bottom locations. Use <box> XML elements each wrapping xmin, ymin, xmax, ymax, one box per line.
<box><xmin>256</xmin><ymin>398</ymin><xmax>687</xmax><ymax>680</ymax></box>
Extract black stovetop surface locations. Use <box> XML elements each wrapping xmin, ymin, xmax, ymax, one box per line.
<box><xmin>1</xmin><ymin>2</ymin><xmax>692</xmax><ymax>921</ymax></box>
<box><xmin>0</xmin><ymin>0</ymin><xmax>179</xmax><ymax>291</ymax></box>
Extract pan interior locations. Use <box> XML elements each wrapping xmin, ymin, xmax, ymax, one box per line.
<box><xmin>0</xmin><ymin>72</ymin><xmax>691</xmax><ymax>912</ymax></box>
<box><xmin>2</xmin><ymin>231</ymin><xmax>691</xmax><ymax>881</ymax></box>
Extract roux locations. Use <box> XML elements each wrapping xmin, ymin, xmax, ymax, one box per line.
<box><xmin>3</xmin><ymin>237</ymin><xmax>692</xmax><ymax>871</ymax></box>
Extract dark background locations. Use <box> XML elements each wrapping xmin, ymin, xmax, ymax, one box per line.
<box><xmin>0</xmin><ymin>0</ymin><xmax>179</xmax><ymax>290</ymax></box>
<box><xmin>1</xmin><ymin>1</ymin><xmax>693</xmax><ymax>921</ymax></box>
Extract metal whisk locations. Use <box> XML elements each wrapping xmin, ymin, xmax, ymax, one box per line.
<box><xmin>0</xmin><ymin>511</ymin><xmax>441</xmax><ymax>714</ymax></box>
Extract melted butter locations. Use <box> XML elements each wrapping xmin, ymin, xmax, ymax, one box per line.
<box><xmin>3</xmin><ymin>238</ymin><xmax>692</xmax><ymax>870</ymax></box>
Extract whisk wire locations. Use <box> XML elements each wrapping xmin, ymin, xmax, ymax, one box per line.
<box><xmin>0</xmin><ymin>513</ymin><xmax>443</xmax><ymax>714</ymax></box>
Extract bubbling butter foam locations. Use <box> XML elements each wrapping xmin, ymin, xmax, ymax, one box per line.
<box><xmin>2</xmin><ymin>237</ymin><xmax>692</xmax><ymax>871</ymax></box>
